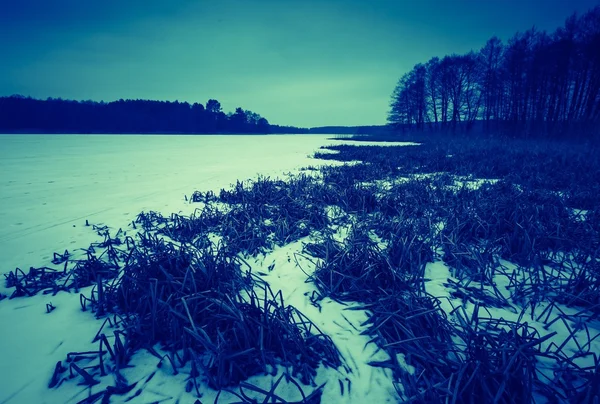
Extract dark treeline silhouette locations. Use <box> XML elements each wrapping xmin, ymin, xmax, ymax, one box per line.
<box><xmin>269</xmin><ymin>124</ymin><xmax>309</xmax><ymax>134</ymax></box>
<box><xmin>389</xmin><ymin>6</ymin><xmax>600</xmax><ymax>138</ymax></box>
<box><xmin>0</xmin><ymin>96</ymin><xmax>276</xmax><ymax>134</ymax></box>
<box><xmin>308</xmin><ymin>125</ymin><xmax>390</xmax><ymax>135</ymax></box>
<box><xmin>0</xmin><ymin>95</ymin><xmax>389</xmax><ymax>135</ymax></box>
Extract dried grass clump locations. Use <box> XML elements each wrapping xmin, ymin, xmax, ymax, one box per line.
<box><xmin>375</xmin><ymin>216</ymin><xmax>435</xmax><ymax>291</ymax></box>
<box><xmin>330</xmin><ymin>183</ymin><xmax>380</xmax><ymax>214</ymax></box>
<box><xmin>41</xmin><ymin>229</ymin><xmax>342</xmax><ymax>397</ymax></box>
<box><xmin>305</xmin><ymin>225</ymin><xmax>423</xmax><ymax>302</ymax></box>
<box><xmin>371</xmin><ymin>301</ymin><xmax>558</xmax><ymax>403</ymax></box>
<box><xmin>440</xmin><ymin>179</ymin><xmax>600</xmax><ymax>312</ymax></box>
<box><xmin>316</xmin><ymin>144</ymin><xmax>447</xmax><ymax>175</ymax></box>
<box><xmin>442</xmin><ymin>239</ymin><xmax>502</xmax><ymax>284</ymax></box>
<box><xmin>320</xmin><ymin>162</ymin><xmax>393</xmax><ymax>185</ymax></box>
<box><xmin>360</xmin><ymin>292</ymin><xmax>455</xmax><ymax>400</ymax></box>
<box><xmin>443</xmin><ymin>182</ymin><xmax>578</xmax><ymax>264</ymax></box>
<box><xmin>214</xmin><ymin>176</ymin><xmax>330</xmax><ymax>254</ymax></box>
<box><xmin>378</xmin><ymin>179</ymin><xmax>444</xmax><ymax>219</ymax></box>
<box><xmin>444</xmin><ymin>305</ymin><xmax>558</xmax><ymax>404</ymax></box>
<box><xmin>4</xmin><ymin>230</ymin><xmax>124</xmax><ymax>299</ymax></box>
<box><xmin>88</xmin><ymin>234</ymin><xmax>339</xmax><ymax>389</ymax></box>
<box><xmin>558</xmin><ymin>258</ymin><xmax>600</xmax><ymax>311</ymax></box>
<box><xmin>4</xmin><ymin>266</ymin><xmax>68</xmax><ymax>298</ymax></box>
<box><xmin>162</xmin><ymin>206</ymin><xmax>225</xmax><ymax>243</ymax></box>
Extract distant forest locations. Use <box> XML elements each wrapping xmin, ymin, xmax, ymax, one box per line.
<box><xmin>0</xmin><ymin>95</ymin><xmax>393</xmax><ymax>135</ymax></box>
<box><xmin>389</xmin><ymin>6</ymin><xmax>600</xmax><ymax>138</ymax></box>
<box><xmin>0</xmin><ymin>95</ymin><xmax>295</xmax><ymax>134</ymax></box>
<box><xmin>307</xmin><ymin>125</ymin><xmax>390</xmax><ymax>135</ymax></box>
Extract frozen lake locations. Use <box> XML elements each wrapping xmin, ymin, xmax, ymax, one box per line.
<box><xmin>0</xmin><ymin>134</ymin><xmax>343</xmax><ymax>273</ymax></box>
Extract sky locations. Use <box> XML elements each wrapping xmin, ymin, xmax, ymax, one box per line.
<box><xmin>1</xmin><ymin>0</ymin><xmax>598</xmax><ymax>127</ymax></box>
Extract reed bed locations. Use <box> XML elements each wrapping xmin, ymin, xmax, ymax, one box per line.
<box><xmin>3</xmin><ymin>135</ymin><xmax>600</xmax><ymax>403</ymax></box>
<box><xmin>37</xmin><ymin>231</ymin><xmax>343</xmax><ymax>402</ymax></box>
<box><xmin>320</xmin><ymin>137</ymin><xmax>600</xmax><ymax>210</ymax></box>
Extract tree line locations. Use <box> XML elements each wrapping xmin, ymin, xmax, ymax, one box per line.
<box><xmin>306</xmin><ymin>125</ymin><xmax>389</xmax><ymax>135</ymax></box>
<box><xmin>389</xmin><ymin>6</ymin><xmax>600</xmax><ymax>138</ymax></box>
<box><xmin>0</xmin><ymin>96</ymin><xmax>275</xmax><ymax>134</ymax></box>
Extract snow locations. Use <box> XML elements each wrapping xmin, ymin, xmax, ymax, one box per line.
<box><xmin>0</xmin><ymin>287</ymin><xmax>101</xmax><ymax>403</ymax></box>
<box><xmin>570</xmin><ymin>208</ymin><xmax>589</xmax><ymax>221</ymax></box>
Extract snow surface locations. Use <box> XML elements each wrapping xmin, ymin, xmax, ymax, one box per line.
<box><xmin>0</xmin><ymin>134</ymin><xmax>415</xmax><ymax>404</ymax></box>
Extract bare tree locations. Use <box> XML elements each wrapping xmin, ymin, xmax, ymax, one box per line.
<box><xmin>425</xmin><ymin>57</ymin><xmax>441</xmax><ymax>128</ymax></box>
<box><xmin>388</xmin><ymin>5</ymin><xmax>600</xmax><ymax>138</ymax></box>
<box><xmin>480</xmin><ymin>37</ymin><xmax>504</xmax><ymax>126</ymax></box>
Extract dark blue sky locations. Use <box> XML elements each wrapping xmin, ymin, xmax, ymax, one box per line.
<box><xmin>1</xmin><ymin>0</ymin><xmax>598</xmax><ymax>127</ymax></box>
